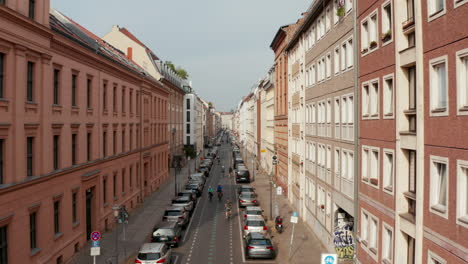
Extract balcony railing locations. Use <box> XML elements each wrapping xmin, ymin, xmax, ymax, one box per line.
<box><xmin>335</xmin><ymin>124</ymin><xmax>340</xmax><ymax>139</ymax></box>
<box><xmin>342</xmin><ymin>178</ymin><xmax>354</xmax><ymax>198</ymax></box>
<box><xmin>311</xmin><ymin>123</ymin><xmax>316</xmax><ymax>136</ymax></box>
<box><xmin>326</xmin><ymin>124</ymin><xmax>331</xmax><ymax>138</ymax></box>
<box><xmin>326</xmin><ymin>168</ymin><xmax>332</xmax><ymax>185</ymax></box>
<box><xmin>318</xmin><ymin>165</ymin><xmax>325</xmax><ymax>181</ymax></box>
<box><xmin>334</xmin><ymin>172</ymin><xmax>341</xmax><ymax>191</ymax></box>
<box><xmin>341</xmin><ymin>124</ymin><xmax>354</xmax><ymax>141</ymax></box>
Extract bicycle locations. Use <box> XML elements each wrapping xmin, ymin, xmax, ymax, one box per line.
<box><xmin>217</xmin><ymin>191</ymin><xmax>223</xmax><ymax>201</ymax></box>
<box><xmin>226</xmin><ymin>208</ymin><xmax>232</xmax><ymax>219</ymax></box>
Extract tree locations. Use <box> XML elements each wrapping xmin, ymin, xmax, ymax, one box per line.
<box><xmin>208</xmin><ymin>102</ymin><xmax>213</xmax><ymax>108</ymax></box>
<box><xmin>165</xmin><ymin>61</ymin><xmax>189</xmax><ymax>80</ymax></box>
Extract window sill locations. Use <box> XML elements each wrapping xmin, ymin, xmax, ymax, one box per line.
<box><xmin>87</xmin><ymin>108</ymin><xmax>94</xmax><ymax>115</ymax></box>
<box><xmin>30</xmin><ymin>248</ymin><xmax>41</xmax><ymax>257</ymax></box>
<box><xmin>428</xmin><ymin>8</ymin><xmax>446</xmax><ymax>22</ymax></box>
<box><xmin>361</xmin><ymin>240</ymin><xmax>368</xmax><ymax>247</ymax></box>
<box><xmin>399</xmin><ymin>212</ymin><xmax>415</xmax><ymax>224</ymax></box>
<box><xmin>430</xmin><ymin>108</ymin><xmax>448</xmax><ymax>117</ymax></box>
<box><xmin>54</xmin><ymin>232</ymin><xmax>64</xmax><ymax>240</ymax></box>
<box><xmin>430</xmin><ymin>204</ymin><xmax>447</xmax><ymax>214</ymax></box>
<box><xmin>383</xmin><ymin>186</ymin><xmax>394</xmax><ymax>193</ymax></box>
<box><xmin>369</xmin><ymin>247</ymin><xmax>378</xmax><ymax>254</ymax></box>
<box><xmin>457</xmin><ymin>216</ymin><xmax>468</xmax><ymax>225</ymax></box>
<box><xmin>382</xmin><ymin>258</ymin><xmax>392</xmax><ymax>264</ymax></box>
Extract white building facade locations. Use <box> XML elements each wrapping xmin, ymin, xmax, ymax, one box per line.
<box><xmin>260</xmin><ymin>70</ymin><xmax>276</xmax><ymax>175</ymax></box>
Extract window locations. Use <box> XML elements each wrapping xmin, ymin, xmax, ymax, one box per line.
<box><xmin>341</xmin><ymin>42</ymin><xmax>347</xmax><ymax>71</ymax></box>
<box><xmin>326</xmin><ymin>8</ymin><xmax>331</xmax><ymax>32</ymax></box>
<box><xmin>370</xmin><ymin>14</ymin><xmax>378</xmax><ymax>45</ymax></box>
<box><xmin>383</xmin><ymin>150</ymin><xmax>394</xmax><ymax>193</ymax></box>
<box><xmin>346</xmin><ymin>38</ymin><xmax>353</xmax><ymax>68</ymax></box>
<box><xmin>29</xmin><ymin>212</ymin><xmax>37</xmax><ymax>250</ymax></box>
<box><xmin>311</xmin><ymin>64</ymin><xmax>316</xmax><ymax>85</ymax></box>
<box><xmin>102</xmin><ymin>132</ymin><xmax>107</xmax><ymax>157</ymax></box>
<box><xmin>430</xmin><ymin>57</ymin><xmax>448</xmax><ymax>113</ymax></box>
<box><xmin>345</xmin><ymin>0</ymin><xmax>352</xmax><ymax>12</ymax></box>
<box><xmin>0</xmin><ymin>226</ymin><xmax>6</xmax><ymax>264</ymax></box>
<box><xmin>27</xmin><ymin>61</ymin><xmax>34</xmax><ymax>102</ymax></box>
<box><xmin>382</xmin><ymin>2</ymin><xmax>393</xmax><ymax>43</ymax></box>
<box><xmin>113</xmin><ymin>131</ymin><xmax>116</xmax><ymax>155</ymax></box>
<box><xmin>86</xmin><ymin>133</ymin><xmax>91</xmax><ymax>161</ymax></box>
<box><xmin>408</xmin><ymin>66</ymin><xmax>417</xmax><ymax>110</ymax></box>
<box><xmin>103</xmin><ymin>178</ymin><xmax>107</xmax><ymax>205</ymax></box>
<box><xmin>186</xmin><ymin>98</ymin><xmax>190</xmax><ymax>109</ymax></box>
<box><xmin>121</xmin><ymin>88</ymin><xmax>125</xmax><ymax>112</ymax></box>
<box><xmin>361</xmin><ymin>211</ymin><xmax>369</xmax><ymax>242</ymax></box>
<box><xmin>333</xmin><ymin>0</ymin><xmax>339</xmax><ymax>24</ymax></box>
<box><xmin>186</xmin><ymin>124</ymin><xmax>190</xmax><ymax>134</ymax></box>
<box><xmin>361</xmin><ymin>20</ymin><xmax>369</xmax><ymax>51</ymax></box>
<box><xmin>0</xmin><ymin>139</ymin><xmax>3</xmax><ymax>184</ymax></box>
<box><xmin>457</xmin><ymin>50</ymin><xmax>468</xmax><ymax>111</ymax></box>
<box><xmin>27</xmin><ymin>137</ymin><xmax>34</xmax><ymax>177</ymax></box>
<box><xmin>122</xmin><ymin>130</ymin><xmax>125</xmax><ymax>152</ymax></box>
<box><xmin>369</xmin><ymin>217</ymin><xmax>378</xmax><ymax>252</ymax></box>
<box><xmin>28</xmin><ymin>0</ymin><xmax>35</xmax><ymax>19</ymax></box>
<box><xmin>428</xmin><ymin>0</ymin><xmax>445</xmax><ymax>18</ymax></box>
<box><xmin>71</xmin><ymin>134</ymin><xmax>77</xmax><ymax>165</ymax></box>
<box><xmin>71</xmin><ymin>74</ymin><xmax>77</xmax><ymax>107</ymax></box>
<box><xmin>129</xmin><ymin>89</ymin><xmax>133</xmax><ymax>113</ymax></box>
<box><xmin>382</xmin><ymin>224</ymin><xmax>393</xmax><ymax>262</ymax></box>
<box><xmin>72</xmin><ymin>192</ymin><xmax>77</xmax><ymax>223</ymax></box>
<box><xmin>53</xmin><ymin>135</ymin><xmax>59</xmax><ymax>170</ymax></box>
<box><xmin>122</xmin><ymin>169</ymin><xmax>125</xmax><ymax>193</ymax></box>
<box><xmin>186</xmin><ymin>111</ymin><xmax>190</xmax><ymax>122</ymax></box>
<box><xmin>0</xmin><ymin>53</ymin><xmax>4</xmax><ymax>98</ymax></box>
<box><xmin>113</xmin><ymin>85</ymin><xmax>117</xmax><ymax>112</ymax></box>
<box><xmin>370</xmin><ymin>81</ymin><xmax>379</xmax><ymax>116</ymax></box>
<box><xmin>383</xmin><ymin>75</ymin><xmax>394</xmax><ymax>117</ymax></box>
<box><xmin>430</xmin><ymin>157</ymin><xmax>448</xmax><ymax>216</ymax></box>
<box><xmin>53</xmin><ymin>69</ymin><xmax>60</xmax><ymax>105</ymax></box>
<box><xmin>54</xmin><ymin>200</ymin><xmax>60</xmax><ymax>234</ymax></box>
<box><xmin>86</xmin><ymin>78</ymin><xmax>92</xmax><ymax>109</ymax></box>
<box><xmin>113</xmin><ymin>174</ymin><xmax>117</xmax><ymax>198</ymax></box>
<box><xmin>457</xmin><ymin>160</ymin><xmax>468</xmax><ymax>225</ymax></box>
<box><xmin>362</xmin><ymin>84</ymin><xmax>370</xmax><ymax>117</ymax></box>
<box><xmin>428</xmin><ymin>251</ymin><xmax>446</xmax><ymax>264</ymax></box>
<box><xmin>103</xmin><ymin>82</ymin><xmax>107</xmax><ymax>111</ymax></box>
<box><xmin>335</xmin><ymin>148</ymin><xmax>340</xmax><ymax>177</ymax></box>
<box><xmin>334</xmin><ymin>47</ymin><xmax>340</xmax><ymax>75</ymax></box>
<box><xmin>186</xmin><ymin>136</ymin><xmax>190</xmax><ymax>144</ymax></box>
<box><xmin>370</xmin><ymin>149</ymin><xmax>379</xmax><ymax>185</ymax></box>
<box><xmin>362</xmin><ymin>148</ymin><xmax>369</xmax><ymax>181</ymax></box>
<box><xmin>326</xmin><ymin>53</ymin><xmax>331</xmax><ymax>79</ymax></box>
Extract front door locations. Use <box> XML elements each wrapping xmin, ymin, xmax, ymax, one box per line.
<box><xmin>86</xmin><ymin>188</ymin><xmax>94</xmax><ymax>240</ymax></box>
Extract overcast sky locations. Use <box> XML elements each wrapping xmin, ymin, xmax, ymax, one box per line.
<box><xmin>51</xmin><ymin>0</ymin><xmax>310</xmax><ymax>112</ymax></box>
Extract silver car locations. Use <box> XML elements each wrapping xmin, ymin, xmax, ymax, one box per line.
<box><xmin>244</xmin><ymin>232</ymin><xmax>276</xmax><ymax>259</ymax></box>
<box><xmin>243</xmin><ymin>206</ymin><xmax>264</xmax><ymax>219</ymax></box>
<box><xmin>171</xmin><ymin>196</ymin><xmax>194</xmax><ymax>214</ymax></box>
<box><xmin>243</xmin><ymin>215</ymin><xmax>268</xmax><ymax>237</ymax></box>
<box><xmin>162</xmin><ymin>206</ymin><xmax>189</xmax><ymax>228</ymax></box>
<box><xmin>135</xmin><ymin>243</ymin><xmax>172</xmax><ymax>264</ymax></box>
<box><xmin>238</xmin><ymin>192</ymin><xmax>259</xmax><ymax>207</ymax></box>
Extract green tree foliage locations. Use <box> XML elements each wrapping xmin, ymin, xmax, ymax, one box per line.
<box><xmin>165</xmin><ymin>61</ymin><xmax>189</xmax><ymax>80</ymax></box>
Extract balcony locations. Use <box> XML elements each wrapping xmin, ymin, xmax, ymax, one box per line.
<box><xmin>292</xmin><ymin>123</ymin><xmax>301</xmax><ymax>138</ymax></box>
<box><xmin>341</xmin><ymin>124</ymin><xmax>354</xmax><ymax>141</ymax></box>
<box><xmin>292</xmin><ymin>153</ymin><xmax>301</xmax><ymax>166</ymax></box>
<box><xmin>292</xmin><ymin>62</ymin><xmax>300</xmax><ymax>77</ymax></box>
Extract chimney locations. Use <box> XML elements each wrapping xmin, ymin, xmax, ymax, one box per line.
<box><xmin>127</xmin><ymin>47</ymin><xmax>133</xmax><ymax>60</ymax></box>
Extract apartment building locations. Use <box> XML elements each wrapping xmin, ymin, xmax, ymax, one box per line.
<box><xmin>357</xmin><ymin>0</ymin><xmax>468</xmax><ymax>263</ymax></box>
<box><xmin>259</xmin><ymin>69</ymin><xmax>276</xmax><ymax>175</ymax></box>
<box><xmin>102</xmin><ymin>26</ymin><xmax>186</xmax><ymax>159</ymax></box>
<box><xmin>183</xmin><ymin>92</ymin><xmax>203</xmax><ymax>156</ymax></box>
<box><xmin>0</xmin><ymin>3</ymin><xmax>169</xmax><ymax>263</ymax></box>
<box><xmin>285</xmin><ymin>0</ymin><xmax>356</xmax><ymax>254</ymax></box>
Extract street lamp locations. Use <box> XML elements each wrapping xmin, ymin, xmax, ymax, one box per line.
<box><xmin>112</xmin><ymin>204</ymin><xmax>120</xmax><ymax>264</ymax></box>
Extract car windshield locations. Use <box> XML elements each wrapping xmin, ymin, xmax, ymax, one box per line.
<box><xmin>246</xmin><ymin>210</ymin><xmax>261</xmax><ymax>215</ymax></box>
<box><xmin>137</xmin><ymin>253</ymin><xmax>161</xmax><ymax>260</ymax></box>
<box><xmin>173</xmin><ymin>200</ymin><xmax>188</xmax><ymax>204</ymax></box>
<box><xmin>247</xmin><ymin>220</ymin><xmax>264</xmax><ymax>226</ymax></box>
<box><xmin>250</xmin><ymin>239</ymin><xmax>272</xmax><ymax>246</ymax></box>
<box><xmin>154</xmin><ymin>228</ymin><xmax>174</xmax><ymax>236</ymax></box>
<box><xmin>165</xmin><ymin>211</ymin><xmax>181</xmax><ymax>216</ymax></box>
<box><xmin>238</xmin><ymin>171</ymin><xmax>249</xmax><ymax>176</ymax></box>
<box><xmin>241</xmin><ymin>188</ymin><xmax>253</xmax><ymax>192</ymax></box>
<box><xmin>241</xmin><ymin>193</ymin><xmax>256</xmax><ymax>198</ymax></box>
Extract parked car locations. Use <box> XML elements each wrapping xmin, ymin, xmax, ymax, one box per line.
<box><xmin>237</xmin><ymin>185</ymin><xmax>255</xmax><ymax>194</ymax></box>
<box><xmin>199</xmin><ymin>167</ymin><xmax>210</xmax><ymax>177</ymax></box>
<box><xmin>244</xmin><ymin>232</ymin><xmax>276</xmax><ymax>259</ymax></box>
<box><xmin>151</xmin><ymin>221</ymin><xmax>182</xmax><ymax>247</ymax></box>
<box><xmin>185</xmin><ymin>183</ymin><xmax>202</xmax><ymax>197</ymax></box>
<box><xmin>135</xmin><ymin>243</ymin><xmax>172</xmax><ymax>264</ymax></box>
<box><xmin>243</xmin><ymin>206</ymin><xmax>264</xmax><ymax>219</ymax></box>
<box><xmin>238</xmin><ymin>192</ymin><xmax>259</xmax><ymax>207</ymax></box>
<box><xmin>243</xmin><ymin>215</ymin><xmax>268</xmax><ymax>237</ymax></box>
<box><xmin>162</xmin><ymin>206</ymin><xmax>189</xmax><ymax>228</ymax></box>
<box><xmin>236</xmin><ymin>169</ymin><xmax>251</xmax><ymax>183</ymax></box>
<box><xmin>188</xmin><ymin>179</ymin><xmax>204</xmax><ymax>189</ymax></box>
<box><xmin>190</xmin><ymin>173</ymin><xmax>206</xmax><ymax>182</ymax></box>
<box><xmin>177</xmin><ymin>190</ymin><xmax>197</xmax><ymax>206</ymax></box>
<box><xmin>171</xmin><ymin>196</ymin><xmax>194</xmax><ymax>215</ymax></box>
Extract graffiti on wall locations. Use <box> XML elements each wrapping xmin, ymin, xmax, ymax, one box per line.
<box><xmin>334</xmin><ymin>215</ymin><xmax>355</xmax><ymax>259</ymax></box>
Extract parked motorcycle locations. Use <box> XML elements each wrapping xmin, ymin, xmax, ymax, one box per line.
<box><xmin>275</xmin><ymin>216</ymin><xmax>284</xmax><ymax>233</ymax></box>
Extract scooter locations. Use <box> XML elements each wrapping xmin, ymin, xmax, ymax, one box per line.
<box><xmin>275</xmin><ymin>216</ymin><xmax>284</xmax><ymax>233</ymax></box>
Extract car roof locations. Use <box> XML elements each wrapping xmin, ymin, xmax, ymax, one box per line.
<box><xmin>248</xmin><ymin>232</ymin><xmax>269</xmax><ymax>239</ymax></box>
<box><xmin>165</xmin><ymin>206</ymin><xmax>184</xmax><ymax>211</ymax></box>
<box><xmin>245</xmin><ymin>206</ymin><xmax>262</xmax><ymax>211</ymax></box>
<box><xmin>240</xmin><ymin>192</ymin><xmax>256</xmax><ymax>196</ymax></box>
<box><xmin>245</xmin><ymin>215</ymin><xmax>265</xmax><ymax>220</ymax></box>
<box><xmin>155</xmin><ymin>221</ymin><xmax>178</xmax><ymax>229</ymax></box>
<box><xmin>190</xmin><ymin>173</ymin><xmax>205</xmax><ymax>177</ymax></box>
<box><xmin>173</xmin><ymin>196</ymin><xmax>191</xmax><ymax>201</ymax></box>
<box><xmin>139</xmin><ymin>243</ymin><xmax>165</xmax><ymax>253</ymax></box>
<box><xmin>240</xmin><ymin>185</ymin><xmax>253</xmax><ymax>188</ymax></box>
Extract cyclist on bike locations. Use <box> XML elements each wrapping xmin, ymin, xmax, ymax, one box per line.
<box><xmin>207</xmin><ymin>186</ymin><xmax>214</xmax><ymax>201</ymax></box>
<box><xmin>225</xmin><ymin>199</ymin><xmax>232</xmax><ymax>219</ymax></box>
<box><xmin>217</xmin><ymin>184</ymin><xmax>223</xmax><ymax>200</ymax></box>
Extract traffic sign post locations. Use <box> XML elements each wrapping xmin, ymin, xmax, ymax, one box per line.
<box><xmin>321</xmin><ymin>254</ymin><xmax>338</xmax><ymax>264</ymax></box>
<box><xmin>289</xmin><ymin>212</ymin><xmax>299</xmax><ymax>257</ymax></box>
<box><xmin>90</xmin><ymin>231</ymin><xmax>101</xmax><ymax>264</ymax></box>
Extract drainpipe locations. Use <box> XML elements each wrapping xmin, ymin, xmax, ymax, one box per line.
<box><xmin>353</xmin><ymin>0</ymin><xmax>360</xmax><ymax>262</ymax></box>
<box><xmin>139</xmin><ymin>81</ymin><xmax>144</xmax><ymax>203</ymax></box>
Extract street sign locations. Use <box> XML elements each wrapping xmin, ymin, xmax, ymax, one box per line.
<box><xmin>90</xmin><ymin>231</ymin><xmax>101</xmax><ymax>241</ymax></box>
<box><xmin>290</xmin><ymin>211</ymin><xmax>299</xmax><ymax>224</ymax></box>
<box><xmin>276</xmin><ymin>186</ymin><xmax>283</xmax><ymax>195</ymax></box>
<box><xmin>90</xmin><ymin>247</ymin><xmax>100</xmax><ymax>256</ymax></box>
<box><xmin>321</xmin><ymin>254</ymin><xmax>338</xmax><ymax>264</ymax></box>
<box><xmin>91</xmin><ymin>240</ymin><xmax>100</xmax><ymax>247</ymax></box>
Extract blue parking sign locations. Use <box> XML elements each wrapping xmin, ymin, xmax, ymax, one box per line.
<box><xmin>321</xmin><ymin>254</ymin><xmax>337</xmax><ymax>264</ymax></box>
<box><xmin>92</xmin><ymin>240</ymin><xmax>100</xmax><ymax>247</ymax></box>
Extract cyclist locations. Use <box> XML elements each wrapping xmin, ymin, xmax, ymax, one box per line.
<box><xmin>207</xmin><ymin>186</ymin><xmax>214</xmax><ymax>201</ymax></box>
<box><xmin>217</xmin><ymin>184</ymin><xmax>223</xmax><ymax>200</ymax></box>
<box><xmin>225</xmin><ymin>199</ymin><xmax>232</xmax><ymax>219</ymax></box>
<box><xmin>228</xmin><ymin>166</ymin><xmax>233</xmax><ymax>177</ymax></box>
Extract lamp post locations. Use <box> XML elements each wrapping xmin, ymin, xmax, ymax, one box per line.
<box><xmin>112</xmin><ymin>205</ymin><xmax>120</xmax><ymax>264</ymax></box>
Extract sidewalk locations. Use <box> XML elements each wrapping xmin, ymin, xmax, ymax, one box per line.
<box><xmin>242</xmin><ymin>149</ymin><xmax>326</xmax><ymax>264</ymax></box>
<box><xmin>70</xmin><ymin>156</ymin><xmax>198</xmax><ymax>264</ymax></box>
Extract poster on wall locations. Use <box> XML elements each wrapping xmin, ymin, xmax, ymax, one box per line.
<box><xmin>333</xmin><ymin>212</ymin><xmax>355</xmax><ymax>260</ymax></box>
